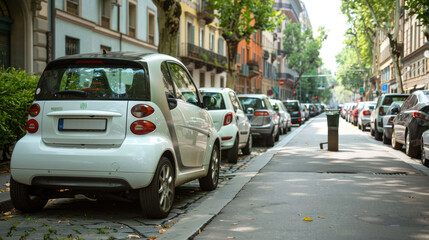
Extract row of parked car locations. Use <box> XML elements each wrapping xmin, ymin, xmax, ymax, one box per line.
<box><xmin>10</xmin><ymin>53</ymin><xmax>310</xmax><ymax>219</ymax></box>
<box><xmin>341</xmin><ymin>90</ymin><xmax>429</xmax><ymax>168</ymax></box>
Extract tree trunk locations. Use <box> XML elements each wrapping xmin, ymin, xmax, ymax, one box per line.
<box><xmin>153</xmin><ymin>0</ymin><xmax>181</xmax><ymax>57</ymax></box>
<box><xmin>225</xmin><ymin>39</ymin><xmax>239</xmax><ymax>90</ymax></box>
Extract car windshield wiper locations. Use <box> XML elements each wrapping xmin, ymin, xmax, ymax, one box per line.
<box><xmin>55</xmin><ymin>90</ymin><xmax>88</xmax><ymax>97</ymax></box>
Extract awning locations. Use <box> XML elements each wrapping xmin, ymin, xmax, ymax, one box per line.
<box><xmin>407</xmin><ymin>83</ymin><xmax>427</xmax><ymax>91</ymax></box>
<box><xmin>390</xmin><ymin>84</ymin><xmax>397</xmax><ymax>90</ymax></box>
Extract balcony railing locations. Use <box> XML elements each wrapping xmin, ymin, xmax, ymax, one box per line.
<box><xmin>247</xmin><ymin>60</ymin><xmax>259</xmax><ymax>73</ymax></box>
<box><xmin>277</xmin><ymin>73</ymin><xmax>296</xmax><ymax>81</ymax></box>
<box><xmin>180</xmin><ymin>43</ymin><xmax>228</xmax><ymax>72</ymax></box>
<box><xmin>197</xmin><ymin>0</ymin><xmax>214</xmax><ymax>25</ymax></box>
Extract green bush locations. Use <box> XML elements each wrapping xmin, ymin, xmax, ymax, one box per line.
<box><xmin>0</xmin><ymin>68</ymin><xmax>39</xmax><ymax>160</ymax></box>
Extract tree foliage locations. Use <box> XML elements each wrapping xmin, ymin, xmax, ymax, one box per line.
<box><xmin>282</xmin><ymin>20</ymin><xmax>327</xmax><ymax>92</ymax></box>
<box><xmin>335</xmin><ymin>46</ymin><xmax>364</xmax><ymax>95</ymax></box>
<box><xmin>208</xmin><ymin>0</ymin><xmax>284</xmax><ymax>89</ymax></box>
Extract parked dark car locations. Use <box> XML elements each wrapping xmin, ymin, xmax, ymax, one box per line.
<box><xmin>283</xmin><ymin>100</ymin><xmax>305</xmax><ymax>126</ymax></box>
<box><xmin>391</xmin><ymin>90</ymin><xmax>429</xmax><ymax>158</ymax></box>
<box><xmin>381</xmin><ymin>101</ymin><xmax>404</xmax><ymax>144</ymax></box>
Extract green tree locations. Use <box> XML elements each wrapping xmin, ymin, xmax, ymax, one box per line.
<box><xmin>153</xmin><ymin>0</ymin><xmax>182</xmax><ymax>57</ymax></box>
<box><xmin>335</xmin><ymin>46</ymin><xmax>364</xmax><ymax>99</ymax></box>
<box><xmin>208</xmin><ymin>0</ymin><xmax>283</xmax><ymax>89</ymax></box>
<box><xmin>404</xmin><ymin>0</ymin><xmax>429</xmax><ymax>41</ymax></box>
<box><xmin>282</xmin><ymin>20</ymin><xmax>327</xmax><ymax>95</ymax></box>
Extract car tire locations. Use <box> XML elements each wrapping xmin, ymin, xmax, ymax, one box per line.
<box><xmin>199</xmin><ymin>144</ymin><xmax>220</xmax><ymax>191</ymax></box>
<box><xmin>362</xmin><ymin>124</ymin><xmax>366</xmax><ymax>131</ymax></box>
<box><xmin>266</xmin><ymin>131</ymin><xmax>275</xmax><ymax>147</ymax></box>
<box><xmin>241</xmin><ymin>134</ymin><xmax>252</xmax><ymax>156</ymax></box>
<box><xmin>370</xmin><ymin>126</ymin><xmax>374</xmax><ymax>136</ymax></box>
<box><xmin>358</xmin><ymin>123</ymin><xmax>361</xmax><ymax>130</ymax></box>
<box><xmin>227</xmin><ymin>137</ymin><xmax>239</xmax><ymax>164</ymax></box>
<box><xmin>391</xmin><ymin>128</ymin><xmax>403</xmax><ymax>150</ymax></box>
<box><xmin>10</xmin><ymin>177</ymin><xmax>48</xmax><ymax>213</ymax></box>
<box><xmin>275</xmin><ymin>128</ymin><xmax>280</xmax><ymax>141</ymax></box>
<box><xmin>140</xmin><ymin>157</ymin><xmax>175</xmax><ymax>219</ymax></box>
<box><xmin>405</xmin><ymin>130</ymin><xmax>419</xmax><ymax>158</ymax></box>
<box><xmin>421</xmin><ymin>138</ymin><xmax>429</xmax><ymax>167</ymax></box>
<box><xmin>382</xmin><ymin>130</ymin><xmax>391</xmax><ymax>144</ymax></box>
<box><xmin>374</xmin><ymin>123</ymin><xmax>382</xmax><ymax>141</ymax></box>
<box><xmin>288</xmin><ymin>125</ymin><xmax>291</xmax><ymax>132</ymax></box>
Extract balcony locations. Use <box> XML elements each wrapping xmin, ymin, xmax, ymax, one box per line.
<box><xmin>179</xmin><ymin>43</ymin><xmax>228</xmax><ymax>73</ymax></box>
<box><xmin>263</xmin><ymin>50</ymin><xmax>270</xmax><ymax>60</ymax></box>
<box><xmin>101</xmin><ymin>16</ymin><xmax>110</xmax><ymax>28</ymax></box>
<box><xmin>197</xmin><ymin>1</ymin><xmax>214</xmax><ymax>25</ymax></box>
<box><xmin>247</xmin><ymin>60</ymin><xmax>260</xmax><ymax>77</ymax></box>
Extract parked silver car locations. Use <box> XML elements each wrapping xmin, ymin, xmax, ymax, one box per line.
<box><xmin>358</xmin><ymin>101</ymin><xmax>376</xmax><ymax>131</ymax></box>
<box><xmin>238</xmin><ymin>94</ymin><xmax>279</xmax><ymax>147</ymax></box>
<box><xmin>270</xmin><ymin>99</ymin><xmax>292</xmax><ymax>134</ymax></box>
<box><xmin>381</xmin><ymin>101</ymin><xmax>403</xmax><ymax>144</ymax></box>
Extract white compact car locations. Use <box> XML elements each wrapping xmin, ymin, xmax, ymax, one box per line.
<box><xmin>10</xmin><ymin>52</ymin><xmax>221</xmax><ymax>219</ymax></box>
<box><xmin>200</xmin><ymin>88</ymin><xmax>252</xmax><ymax>163</ymax></box>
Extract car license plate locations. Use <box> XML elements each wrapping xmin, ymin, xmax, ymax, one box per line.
<box><xmin>58</xmin><ymin>118</ymin><xmax>107</xmax><ymax>131</ymax></box>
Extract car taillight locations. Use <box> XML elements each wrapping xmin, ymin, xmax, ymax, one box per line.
<box><xmin>277</xmin><ymin>113</ymin><xmax>280</xmax><ymax>116</ymax></box>
<box><xmin>254</xmin><ymin>111</ymin><xmax>269</xmax><ymax>116</ymax></box>
<box><xmin>387</xmin><ymin>116</ymin><xmax>395</xmax><ymax>125</ymax></box>
<box><xmin>131</xmin><ymin>104</ymin><xmax>154</xmax><ymax>118</ymax></box>
<box><xmin>413</xmin><ymin>111</ymin><xmax>429</xmax><ymax>122</ymax></box>
<box><xmin>221</xmin><ymin>136</ymin><xmax>233</xmax><ymax>141</ymax></box>
<box><xmin>363</xmin><ymin>110</ymin><xmax>371</xmax><ymax>116</ymax></box>
<box><xmin>130</xmin><ymin>120</ymin><xmax>156</xmax><ymax>135</ymax></box>
<box><xmin>224</xmin><ymin>112</ymin><xmax>233</xmax><ymax>126</ymax></box>
<box><xmin>29</xmin><ymin>104</ymin><xmax>40</xmax><ymax>117</ymax></box>
<box><xmin>26</xmin><ymin>119</ymin><xmax>39</xmax><ymax>133</ymax></box>
<box><xmin>379</xmin><ymin>106</ymin><xmax>385</xmax><ymax>116</ymax></box>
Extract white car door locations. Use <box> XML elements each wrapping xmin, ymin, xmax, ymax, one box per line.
<box><xmin>229</xmin><ymin>91</ymin><xmax>250</xmax><ymax>145</ymax></box>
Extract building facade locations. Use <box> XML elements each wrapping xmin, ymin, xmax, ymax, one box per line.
<box><xmin>178</xmin><ymin>0</ymin><xmax>227</xmax><ymax>88</ymax></box>
<box><xmin>3</xmin><ymin>0</ymin><xmax>159</xmax><ymax>74</ymax></box>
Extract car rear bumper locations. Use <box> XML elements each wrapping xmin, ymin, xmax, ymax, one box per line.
<box><xmin>11</xmin><ymin>135</ymin><xmax>172</xmax><ymax>189</ymax></box>
<box><xmin>250</xmin><ymin>124</ymin><xmax>275</xmax><ymax>137</ymax></box>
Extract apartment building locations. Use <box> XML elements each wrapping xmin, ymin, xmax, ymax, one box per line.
<box><xmin>4</xmin><ymin>0</ymin><xmax>158</xmax><ymax>74</ymax></box>
<box><xmin>262</xmin><ymin>31</ymin><xmax>279</xmax><ymax>98</ymax></box>
<box><xmin>178</xmin><ymin>0</ymin><xmax>227</xmax><ymax>88</ymax></box>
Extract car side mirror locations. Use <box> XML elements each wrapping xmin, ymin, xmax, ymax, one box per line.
<box><xmin>202</xmin><ymin>95</ymin><xmax>217</xmax><ymax>108</ymax></box>
<box><xmin>167</xmin><ymin>98</ymin><xmax>177</xmax><ymax>110</ymax></box>
<box><xmin>369</xmin><ymin>106</ymin><xmax>374</xmax><ymax>110</ymax></box>
<box><xmin>247</xmin><ymin>107</ymin><xmax>255</xmax><ymax>115</ymax></box>
<box><xmin>391</xmin><ymin>107</ymin><xmax>399</xmax><ymax>115</ymax></box>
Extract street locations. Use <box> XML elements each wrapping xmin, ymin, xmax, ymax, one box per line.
<box><xmin>1</xmin><ymin>114</ymin><xmax>429</xmax><ymax>240</ymax></box>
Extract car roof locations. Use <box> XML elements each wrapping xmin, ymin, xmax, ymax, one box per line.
<box><xmin>51</xmin><ymin>52</ymin><xmax>177</xmax><ymax>64</ymax></box>
<box><xmin>200</xmin><ymin>87</ymin><xmax>234</xmax><ymax>93</ymax></box>
<box><xmin>237</xmin><ymin>94</ymin><xmax>268</xmax><ymax>98</ymax></box>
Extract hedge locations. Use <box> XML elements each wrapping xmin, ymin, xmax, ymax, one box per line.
<box><xmin>0</xmin><ymin>68</ymin><xmax>39</xmax><ymax>160</ymax></box>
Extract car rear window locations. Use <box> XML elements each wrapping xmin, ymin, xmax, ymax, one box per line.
<box><xmin>35</xmin><ymin>64</ymin><xmax>149</xmax><ymax>100</ymax></box>
<box><xmin>382</xmin><ymin>96</ymin><xmax>408</xmax><ymax>105</ymax></box>
<box><xmin>285</xmin><ymin>102</ymin><xmax>299</xmax><ymax>111</ymax></box>
<box><xmin>239</xmin><ymin>97</ymin><xmax>267</xmax><ymax>112</ymax></box>
<box><xmin>200</xmin><ymin>92</ymin><xmax>226</xmax><ymax>110</ymax></box>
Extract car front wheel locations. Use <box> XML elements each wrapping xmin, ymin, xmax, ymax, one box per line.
<box><xmin>405</xmin><ymin>130</ymin><xmax>419</xmax><ymax>158</ymax></box>
<box><xmin>199</xmin><ymin>144</ymin><xmax>220</xmax><ymax>191</ymax></box>
<box><xmin>10</xmin><ymin>177</ymin><xmax>48</xmax><ymax>213</ymax></box>
<box><xmin>374</xmin><ymin>122</ymin><xmax>382</xmax><ymax>140</ymax></box>
<box><xmin>227</xmin><ymin>137</ymin><xmax>239</xmax><ymax>164</ymax></box>
<box><xmin>140</xmin><ymin>157</ymin><xmax>175</xmax><ymax>219</ymax></box>
<box><xmin>391</xmin><ymin>128</ymin><xmax>403</xmax><ymax>150</ymax></box>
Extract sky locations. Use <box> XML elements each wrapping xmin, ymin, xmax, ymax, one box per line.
<box><xmin>301</xmin><ymin>0</ymin><xmax>349</xmax><ymax>74</ymax></box>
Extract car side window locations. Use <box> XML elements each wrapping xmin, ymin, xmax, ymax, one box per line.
<box><xmin>160</xmin><ymin>62</ymin><xmax>175</xmax><ymax>99</ymax></box>
<box><xmin>263</xmin><ymin>98</ymin><xmax>272</xmax><ymax>110</ymax></box>
<box><xmin>229</xmin><ymin>92</ymin><xmax>241</xmax><ymax>112</ymax></box>
<box><xmin>168</xmin><ymin>63</ymin><xmax>200</xmax><ymax>106</ymax></box>
<box><xmin>400</xmin><ymin>95</ymin><xmax>413</xmax><ymax>111</ymax></box>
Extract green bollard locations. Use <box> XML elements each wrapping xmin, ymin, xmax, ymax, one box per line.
<box><xmin>326</xmin><ymin>110</ymin><xmax>340</xmax><ymax>151</ymax></box>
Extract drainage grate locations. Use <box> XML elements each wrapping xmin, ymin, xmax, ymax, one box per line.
<box><xmin>372</xmin><ymin>172</ymin><xmax>408</xmax><ymax>176</ymax></box>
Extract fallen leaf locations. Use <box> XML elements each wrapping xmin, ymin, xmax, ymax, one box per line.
<box><xmin>329</xmin><ymin>226</ymin><xmax>334</xmax><ymax>229</ymax></box>
<box><xmin>248</xmin><ymin>203</ymin><xmax>254</xmax><ymax>205</ymax></box>
<box><xmin>409</xmin><ymin>195</ymin><xmax>415</xmax><ymax>199</ymax></box>
<box><xmin>58</xmin><ymin>219</ymin><xmax>72</xmax><ymax>223</ymax></box>
<box><xmin>150</xmin><ymin>237</ymin><xmax>157</xmax><ymax>240</ymax></box>
<box><xmin>318</xmin><ymin>216</ymin><xmax>326</xmax><ymax>219</ymax></box>
<box><xmin>154</xmin><ymin>225</ymin><xmax>162</xmax><ymax>228</ymax></box>
<box><xmin>128</xmin><ymin>234</ymin><xmax>141</xmax><ymax>239</ymax></box>
<box><xmin>247</xmin><ymin>218</ymin><xmax>255</xmax><ymax>220</ymax></box>
<box><xmin>231</xmin><ymin>223</ymin><xmax>239</xmax><ymax>226</ymax></box>
<box><xmin>227</xmin><ymin>237</ymin><xmax>235</xmax><ymax>239</ymax></box>
<box><xmin>0</xmin><ymin>190</ymin><xmax>4</xmax><ymax>193</ymax></box>
<box><xmin>268</xmin><ymin>189</ymin><xmax>273</xmax><ymax>191</ymax></box>
<box><xmin>163</xmin><ymin>225</ymin><xmax>171</xmax><ymax>229</ymax></box>
<box><xmin>303</xmin><ymin>217</ymin><xmax>313</xmax><ymax>222</ymax></box>
<box><xmin>159</xmin><ymin>229</ymin><xmax>167</xmax><ymax>234</ymax></box>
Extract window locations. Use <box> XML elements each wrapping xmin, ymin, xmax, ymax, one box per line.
<box><xmin>220</xmin><ymin>76</ymin><xmax>224</xmax><ymax>88</ymax></box>
<box><xmin>218</xmin><ymin>38</ymin><xmax>224</xmax><ymax>55</ymax></box>
<box><xmin>161</xmin><ymin>62</ymin><xmax>175</xmax><ymax>98</ymax></box>
<box><xmin>229</xmin><ymin>92</ymin><xmax>242</xmax><ymax>112</ymax></box>
<box><xmin>66</xmin><ymin>0</ymin><xmax>79</xmax><ymax>15</ymax></box>
<box><xmin>100</xmin><ymin>0</ymin><xmax>111</xmax><ymax>28</ymax></box>
<box><xmin>241</xmin><ymin>47</ymin><xmax>245</xmax><ymax>65</ymax></box>
<box><xmin>100</xmin><ymin>45</ymin><xmax>111</xmax><ymax>53</ymax></box>
<box><xmin>128</xmin><ymin>2</ymin><xmax>137</xmax><ymax>37</ymax></box>
<box><xmin>200</xmin><ymin>72</ymin><xmax>205</xmax><ymax>87</ymax></box>
<box><xmin>148</xmin><ymin>10</ymin><xmax>155</xmax><ymax>44</ymax></box>
<box><xmin>65</xmin><ymin>36</ymin><xmax>79</xmax><ymax>55</ymax></box>
<box><xmin>188</xmin><ymin>23</ymin><xmax>195</xmax><ymax>45</ymax></box>
<box><xmin>210</xmin><ymin>74</ymin><xmax>215</xmax><ymax>87</ymax></box>
<box><xmin>199</xmin><ymin>28</ymin><xmax>205</xmax><ymax>47</ymax></box>
<box><xmin>168</xmin><ymin>63</ymin><xmax>199</xmax><ymax>105</ymax></box>
<box><xmin>209</xmin><ymin>32</ymin><xmax>214</xmax><ymax>51</ymax></box>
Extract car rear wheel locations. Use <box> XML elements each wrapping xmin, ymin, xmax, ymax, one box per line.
<box><xmin>266</xmin><ymin>131</ymin><xmax>275</xmax><ymax>147</ymax></box>
<box><xmin>241</xmin><ymin>134</ymin><xmax>252</xmax><ymax>156</ymax></box>
<box><xmin>10</xmin><ymin>177</ymin><xmax>48</xmax><ymax>213</ymax></box>
<box><xmin>370</xmin><ymin>125</ymin><xmax>374</xmax><ymax>136</ymax></box>
<box><xmin>421</xmin><ymin>137</ymin><xmax>429</xmax><ymax>167</ymax></box>
<box><xmin>405</xmin><ymin>130</ymin><xmax>419</xmax><ymax>158</ymax></box>
<box><xmin>358</xmin><ymin>123</ymin><xmax>361</xmax><ymax>130</ymax></box>
<box><xmin>391</xmin><ymin>128</ymin><xmax>403</xmax><ymax>150</ymax></box>
<box><xmin>199</xmin><ymin>144</ymin><xmax>220</xmax><ymax>191</ymax></box>
<box><xmin>140</xmin><ymin>157</ymin><xmax>174</xmax><ymax>219</ymax></box>
<box><xmin>227</xmin><ymin>137</ymin><xmax>239</xmax><ymax>164</ymax></box>
<box><xmin>361</xmin><ymin>124</ymin><xmax>366</xmax><ymax>131</ymax></box>
<box><xmin>275</xmin><ymin>127</ymin><xmax>280</xmax><ymax>141</ymax></box>
<box><xmin>374</xmin><ymin>123</ymin><xmax>382</xmax><ymax>140</ymax></box>
<box><xmin>382</xmin><ymin>130</ymin><xmax>391</xmax><ymax>144</ymax></box>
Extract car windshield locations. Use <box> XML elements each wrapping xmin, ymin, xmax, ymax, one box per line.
<box><xmin>35</xmin><ymin>64</ymin><xmax>149</xmax><ymax>100</ymax></box>
<box><xmin>200</xmin><ymin>92</ymin><xmax>226</xmax><ymax>110</ymax></box>
<box><xmin>239</xmin><ymin>97</ymin><xmax>267</xmax><ymax>112</ymax></box>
